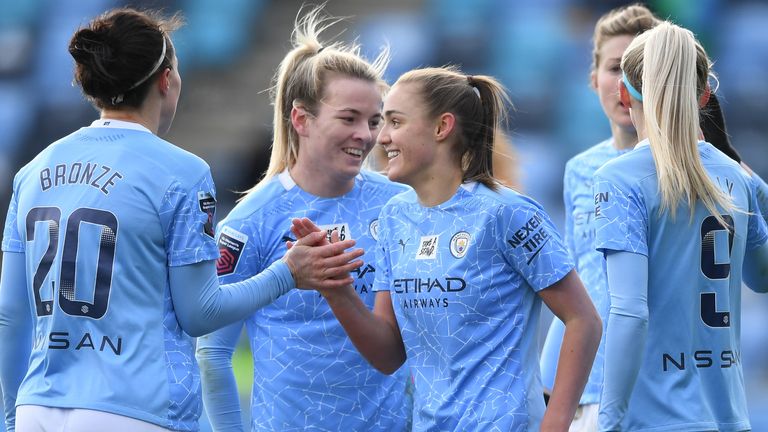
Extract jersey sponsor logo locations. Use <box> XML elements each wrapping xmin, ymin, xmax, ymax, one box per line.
<box><xmin>506</xmin><ymin>213</ymin><xmax>552</xmax><ymax>264</ymax></box>
<box><xmin>216</xmin><ymin>227</ymin><xmax>247</xmax><ymax>276</ymax></box>
<box><xmin>662</xmin><ymin>349</ymin><xmax>739</xmax><ymax>371</ymax></box>
<box><xmin>198</xmin><ymin>191</ymin><xmax>216</xmax><ymax>238</ymax></box>
<box><xmin>393</xmin><ymin>277</ymin><xmax>466</xmax><ymax>294</ymax></box>
<box><xmin>594</xmin><ymin>191</ymin><xmax>609</xmax><ymax>218</ymax></box>
<box><xmin>398</xmin><ymin>238</ymin><xmax>409</xmax><ymax>253</ymax></box>
<box><xmin>369</xmin><ymin>218</ymin><xmax>380</xmax><ymax>241</ymax></box>
<box><xmin>416</xmin><ymin>235</ymin><xmax>438</xmax><ymax>260</ymax></box>
<box><xmin>318</xmin><ymin>222</ymin><xmax>351</xmax><ymax>242</ymax></box>
<box><xmin>449</xmin><ymin>231</ymin><xmax>470</xmax><ymax>258</ymax></box>
<box><xmin>39</xmin><ymin>331</ymin><xmax>123</xmax><ymax>356</ymax></box>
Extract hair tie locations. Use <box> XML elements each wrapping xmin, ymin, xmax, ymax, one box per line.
<box><xmin>466</xmin><ymin>75</ymin><xmax>474</xmax><ymax>85</ymax></box>
<box><xmin>110</xmin><ymin>35</ymin><xmax>167</xmax><ymax>105</ymax></box>
<box><xmin>317</xmin><ymin>45</ymin><xmax>325</xmax><ymax>54</ymax></box>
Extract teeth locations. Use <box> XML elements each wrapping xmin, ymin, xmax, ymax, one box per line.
<box><xmin>344</xmin><ymin>148</ymin><xmax>363</xmax><ymax>157</ymax></box>
<box><xmin>387</xmin><ymin>150</ymin><xmax>400</xmax><ymax>159</ymax></box>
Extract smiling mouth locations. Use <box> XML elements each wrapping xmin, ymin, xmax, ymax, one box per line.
<box><xmin>343</xmin><ymin>148</ymin><xmax>364</xmax><ymax>157</ymax></box>
<box><xmin>387</xmin><ymin>150</ymin><xmax>400</xmax><ymax>159</ymax></box>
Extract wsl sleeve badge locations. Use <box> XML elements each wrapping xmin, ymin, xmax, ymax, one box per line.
<box><xmin>197</xmin><ymin>191</ymin><xmax>216</xmax><ymax>238</ymax></box>
<box><xmin>216</xmin><ymin>226</ymin><xmax>248</xmax><ymax>276</ymax></box>
<box><xmin>449</xmin><ymin>231</ymin><xmax>471</xmax><ymax>258</ymax></box>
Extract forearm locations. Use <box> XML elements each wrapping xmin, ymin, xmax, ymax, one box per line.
<box><xmin>598</xmin><ymin>312</ymin><xmax>647</xmax><ymax>431</ymax></box>
<box><xmin>171</xmin><ymin>259</ymin><xmax>294</xmax><ymax>336</ymax></box>
<box><xmin>196</xmin><ymin>323</ymin><xmax>244</xmax><ymax>432</ymax></box>
<box><xmin>0</xmin><ymin>252</ymin><xmax>32</xmax><ymax>432</ymax></box>
<box><xmin>323</xmin><ymin>288</ymin><xmax>406</xmax><ymax>374</ymax></box>
<box><xmin>543</xmin><ymin>312</ymin><xmax>601</xmax><ymax>430</ymax></box>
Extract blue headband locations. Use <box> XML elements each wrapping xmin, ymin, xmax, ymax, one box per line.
<box><xmin>622</xmin><ymin>71</ymin><xmax>643</xmax><ymax>102</ymax></box>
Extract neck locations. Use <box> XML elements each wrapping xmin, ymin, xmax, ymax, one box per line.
<box><xmin>288</xmin><ymin>164</ymin><xmax>355</xmax><ymax>198</ymax></box>
<box><xmin>413</xmin><ymin>168</ymin><xmax>463</xmax><ymax>207</ymax></box>
<box><xmin>101</xmin><ymin>109</ymin><xmax>158</xmax><ymax>135</ymax></box>
<box><xmin>610</xmin><ymin>122</ymin><xmax>638</xmax><ymax>150</ymax></box>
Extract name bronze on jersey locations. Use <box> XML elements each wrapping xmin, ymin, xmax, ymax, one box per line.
<box><xmin>39</xmin><ymin>162</ymin><xmax>124</xmax><ymax>195</ymax></box>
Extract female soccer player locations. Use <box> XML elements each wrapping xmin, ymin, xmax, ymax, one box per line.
<box><xmin>595</xmin><ymin>21</ymin><xmax>768</xmax><ymax>431</ymax></box>
<box><xmin>293</xmin><ymin>65</ymin><xmax>601</xmax><ymax>431</ymax></box>
<box><xmin>540</xmin><ymin>5</ymin><xmax>660</xmax><ymax>430</ymax></box>
<box><xmin>0</xmin><ymin>8</ymin><xmax>362</xmax><ymax>432</ymax></box>
<box><xmin>195</xmin><ymin>6</ymin><xmax>411</xmax><ymax>431</ymax></box>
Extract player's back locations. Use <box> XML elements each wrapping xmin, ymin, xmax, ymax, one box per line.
<box><xmin>595</xmin><ymin>141</ymin><xmax>754</xmax><ymax>431</ymax></box>
<box><xmin>6</xmin><ymin>120</ymin><xmax>216</xmax><ymax>430</ymax></box>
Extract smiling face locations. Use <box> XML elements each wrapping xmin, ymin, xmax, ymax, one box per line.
<box><xmin>292</xmin><ymin>74</ymin><xmax>383</xmax><ymax>195</ymax></box>
<box><xmin>378</xmin><ymin>82</ymin><xmax>439</xmax><ymax>187</ymax></box>
<box><xmin>592</xmin><ymin>34</ymin><xmax>635</xmax><ymax>131</ymax></box>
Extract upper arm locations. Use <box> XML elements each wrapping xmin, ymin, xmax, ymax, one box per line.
<box><xmin>604</xmin><ymin>251</ymin><xmax>649</xmax><ymax>319</ymax></box>
<box><xmin>0</xmin><ymin>252</ymin><xmax>31</xmax><ymax>327</ymax></box>
<box><xmin>744</xmin><ymin>240</ymin><xmax>768</xmax><ymax>293</ymax></box>
<box><xmin>538</xmin><ymin>270</ymin><xmax>596</xmax><ymax>324</ymax></box>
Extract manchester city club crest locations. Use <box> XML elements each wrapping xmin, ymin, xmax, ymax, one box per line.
<box><xmin>369</xmin><ymin>218</ymin><xmax>380</xmax><ymax>241</ymax></box>
<box><xmin>450</xmin><ymin>231</ymin><xmax>470</xmax><ymax>258</ymax></box>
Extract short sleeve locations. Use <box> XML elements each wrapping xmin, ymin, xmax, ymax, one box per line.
<box><xmin>497</xmin><ymin>201</ymin><xmax>574</xmax><ymax>292</ymax></box>
<box><xmin>593</xmin><ymin>174</ymin><xmax>649</xmax><ymax>256</ymax></box>
<box><xmin>2</xmin><ymin>182</ymin><xmax>23</xmax><ymax>253</ymax></box>
<box><xmin>747</xmin><ymin>176</ymin><xmax>768</xmax><ymax>250</ymax></box>
<box><xmin>161</xmin><ymin>172</ymin><xmax>220</xmax><ymax>266</ymax></box>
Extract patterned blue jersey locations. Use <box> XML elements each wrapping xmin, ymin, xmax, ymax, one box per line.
<box><xmin>215</xmin><ymin>170</ymin><xmax>410</xmax><ymax>431</ymax></box>
<box><xmin>1</xmin><ymin>120</ymin><xmax>220</xmax><ymax>430</ymax></box>
<box><xmin>593</xmin><ymin>140</ymin><xmax>768</xmax><ymax>431</ymax></box>
<box><xmin>541</xmin><ymin>139</ymin><xmax>630</xmax><ymax>404</ymax></box>
<box><xmin>374</xmin><ymin>182</ymin><xmax>574</xmax><ymax>431</ymax></box>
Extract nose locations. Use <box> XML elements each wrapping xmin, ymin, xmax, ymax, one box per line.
<box><xmin>353</xmin><ymin>122</ymin><xmax>373</xmax><ymax>145</ymax></box>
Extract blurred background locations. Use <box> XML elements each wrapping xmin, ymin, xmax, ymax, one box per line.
<box><xmin>1</xmin><ymin>0</ymin><xmax>767</xmax><ymax>430</ymax></box>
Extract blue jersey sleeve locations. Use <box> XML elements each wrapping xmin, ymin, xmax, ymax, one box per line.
<box><xmin>196</xmin><ymin>321</ymin><xmax>244</xmax><ymax>432</ymax></box>
<box><xmin>593</xmin><ymin>175</ymin><xmax>649</xmax><ymax>256</ymax></box>
<box><xmin>497</xmin><ymin>201</ymin><xmax>573</xmax><ymax>291</ymax></box>
<box><xmin>0</xmin><ymin>252</ymin><xmax>33</xmax><ymax>432</ymax></box>
<box><xmin>161</xmin><ymin>172</ymin><xmax>219</xmax><ymax>267</ymax></box>
<box><xmin>1</xmin><ymin>183</ymin><xmax>22</xmax><ymax>253</ymax></box>
<box><xmin>747</xmin><ymin>173</ymin><xmax>768</xmax><ymax>250</ymax></box>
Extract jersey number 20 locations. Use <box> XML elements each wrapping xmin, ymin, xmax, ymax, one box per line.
<box><xmin>26</xmin><ymin>207</ymin><xmax>117</xmax><ymax>319</ymax></box>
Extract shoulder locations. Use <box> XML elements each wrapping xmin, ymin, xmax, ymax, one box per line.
<box><xmin>594</xmin><ymin>145</ymin><xmax>654</xmax><ymax>188</ymax></box>
<box><xmin>358</xmin><ymin>170</ymin><xmax>410</xmax><ymax>196</ymax></box>
<box><xmin>222</xmin><ymin>176</ymin><xmax>288</xmax><ymax>225</ymax></box>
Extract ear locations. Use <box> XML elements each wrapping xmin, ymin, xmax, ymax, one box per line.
<box><xmin>158</xmin><ymin>68</ymin><xmax>171</xmax><ymax>95</ymax></box>
<box><xmin>699</xmin><ymin>84</ymin><xmax>711</xmax><ymax>108</ymax></box>
<box><xmin>618</xmin><ymin>79</ymin><xmax>632</xmax><ymax>109</ymax></box>
<box><xmin>589</xmin><ymin>70</ymin><xmax>598</xmax><ymax>91</ymax></box>
<box><xmin>434</xmin><ymin>112</ymin><xmax>456</xmax><ymax>142</ymax></box>
<box><xmin>290</xmin><ymin>103</ymin><xmax>311</xmax><ymax>137</ymax></box>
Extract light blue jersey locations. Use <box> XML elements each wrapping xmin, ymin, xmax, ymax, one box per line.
<box><xmin>374</xmin><ymin>182</ymin><xmax>574</xmax><ymax>431</ymax></box>
<box><xmin>593</xmin><ymin>140</ymin><xmax>768</xmax><ymax>431</ymax></box>
<box><xmin>541</xmin><ymin>139</ymin><xmax>630</xmax><ymax>404</ymax></box>
<box><xmin>207</xmin><ymin>170</ymin><xmax>410</xmax><ymax>431</ymax></box>
<box><xmin>1</xmin><ymin>120</ymin><xmax>219</xmax><ymax>430</ymax></box>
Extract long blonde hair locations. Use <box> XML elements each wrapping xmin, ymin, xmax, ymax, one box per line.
<box><xmin>242</xmin><ymin>5</ymin><xmax>389</xmax><ymax>198</ymax></box>
<box><xmin>621</xmin><ymin>22</ymin><xmax>734</xmax><ymax>227</ymax></box>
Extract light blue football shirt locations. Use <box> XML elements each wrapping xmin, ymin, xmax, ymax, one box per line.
<box><xmin>212</xmin><ymin>170</ymin><xmax>410</xmax><ymax>431</ymax></box>
<box><xmin>541</xmin><ymin>138</ymin><xmax>630</xmax><ymax>404</ymax></box>
<box><xmin>1</xmin><ymin>119</ymin><xmax>220</xmax><ymax>430</ymax></box>
<box><xmin>593</xmin><ymin>140</ymin><xmax>768</xmax><ymax>431</ymax></box>
<box><xmin>373</xmin><ymin>182</ymin><xmax>574</xmax><ymax>432</ymax></box>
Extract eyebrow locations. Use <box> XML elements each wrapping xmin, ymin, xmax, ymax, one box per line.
<box><xmin>384</xmin><ymin>109</ymin><xmax>406</xmax><ymax>117</ymax></box>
